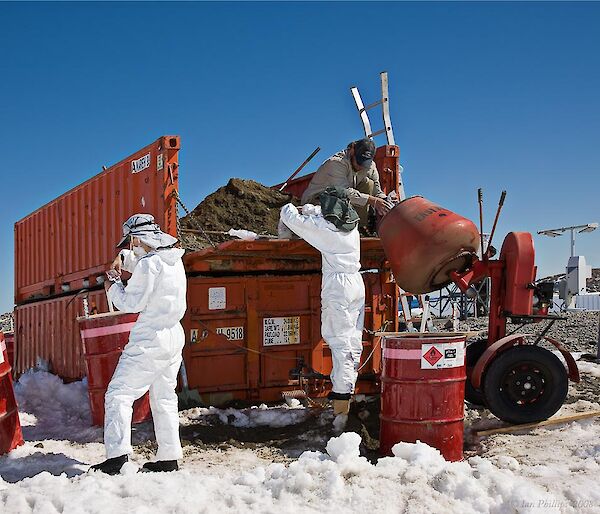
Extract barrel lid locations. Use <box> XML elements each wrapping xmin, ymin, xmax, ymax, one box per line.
<box><xmin>76</xmin><ymin>312</ymin><xmax>135</xmax><ymax>322</ymax></box>
<box><xmin>378</xmin><ymin>331</ymin><xmax>481</xmax><ymax>348</ymax></box>
<box><xmin>376</xmin><ymin>331</ymin><xmax>481</xmax><ymax>338</ymax></box>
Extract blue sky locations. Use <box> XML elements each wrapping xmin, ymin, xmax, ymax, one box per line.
<box><xmin>1</xmin><ymin>1</ymin><xmax>599</xmax><ymax>314</ymax></box>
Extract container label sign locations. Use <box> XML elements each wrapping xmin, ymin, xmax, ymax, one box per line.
<box><xmin>131</xmin><ymin>153</ymin><xmax>151</xmax><ymax>174</ymax></box>
<box><xmin>216</xmin><ymin>326</ymin><xmax>244</xmax><ymax>341</ymax></box>
<box><xmin>263</xmin><ymin>317</ymin><xmax>300</xmax><ymax>346</ymax></box>
<box><xmin>421</xmin><ymin>341</ymin><xmax>465</xmax><ymax>369</ymax></box>
<box><xmin>208</xmin><ymin>287</ymin><xmax>226</xmax><ymax>310</ymax></box>
<box><xmin>157</xmin><ymin>154</ymin><xmax>164</xmax><ymax>171</ymax></box>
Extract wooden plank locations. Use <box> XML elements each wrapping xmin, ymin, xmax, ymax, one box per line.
<box><xmin>475</xmin><ymin>410</ymin><xmax>600</xmax><ymax>437</ymax></box>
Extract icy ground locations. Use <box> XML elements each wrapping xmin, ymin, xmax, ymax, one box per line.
<box><xmin>1</xmin><ymin>357</ymin><xmax>600</xmax><ymax>513</ymax></box>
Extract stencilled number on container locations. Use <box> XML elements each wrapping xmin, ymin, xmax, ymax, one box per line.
<box><xmin>157</xmin><ymin>154</ymin><xmax>164</xmax><ymax>171</ymax></box>
<box><xmin>216</xmin><ymin>326</ymin><xmax>244</xmax><ymax>341</ymax></box>
<box><xmin>131</xmin><ymin>153</ymin><xmax>151</xmax><ymax>174</ymax></box>
<box><xmin>263</xmin><ymin>317</ymin><xmax>300</xmax><ymax>346</ymax></box>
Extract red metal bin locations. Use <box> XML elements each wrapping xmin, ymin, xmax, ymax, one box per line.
<box><xmin>380</xmin><ymin>333</ymin><xmax>466</xmax><ymax>461</ymax></box>
<box><xmin>78</xmin><ymin>312</ymin><xmax>151</xmax><ymax>426</ymax></box>
<box><xmin>0</xmin><ymin>332</ymin><xmax>24</xmax><ymax>455</ymax></box>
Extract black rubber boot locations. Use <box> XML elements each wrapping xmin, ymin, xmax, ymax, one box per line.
<box><xmin>141</xmin><ymin>460</ymin><xmax>179</xmax><ymax>473</ymax></box>
<box><xmin>90</xmin><ymin>455</ymin><xmax>128</xmax><ymax>475</ymax></box>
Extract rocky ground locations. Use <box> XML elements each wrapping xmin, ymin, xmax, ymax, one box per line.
<box><xmin>0</xmin><ymin>311</ymin><xmax>13</xmax><ymax>333</ymax></box>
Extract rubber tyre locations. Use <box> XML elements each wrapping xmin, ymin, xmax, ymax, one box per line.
<box><xmin>465</xmin><ymin>340</ymin><xmax>487</xmax><ymax>406</ymax></box>
<box><xmin>483</xmin><ymin>345</ymin><xmax>568</xmax><ymax>424</ymax></box>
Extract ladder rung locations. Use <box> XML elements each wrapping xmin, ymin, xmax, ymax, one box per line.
<box><xmin>368</xmin><ymin>128</ymin><xmax>387</xmax><ymax>138</ymax></box>
<box><xmin>359</xmin><ymin>99</ymin><xmax>384</xmax><ymax>113</ymax></box>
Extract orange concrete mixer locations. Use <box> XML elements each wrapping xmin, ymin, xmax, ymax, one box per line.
<box><xmin>377</xmin><ymin>196</ymin><xmax>480</xmax><ymax>294</ymax></box>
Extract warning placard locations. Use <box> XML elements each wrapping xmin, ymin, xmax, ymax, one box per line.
<box><xmin>263</xmin><ymin>317</ymin><xmax>300</xmax><ymax>346</ymax></box>
<box><xmin>421</xmin><ymin>341</ymin><xmax>465</xmax><ymax>369</ymax></box>
<box><xmin>208</xmin><ymin>287</ymin><xmax>226</xmax><ymax>310</ymax></box>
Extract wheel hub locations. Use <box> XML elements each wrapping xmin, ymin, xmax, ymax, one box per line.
<box><xmin>501</xmin><ymin>364</ymin><xmax>546</xmax><ymax>404</ymax></box>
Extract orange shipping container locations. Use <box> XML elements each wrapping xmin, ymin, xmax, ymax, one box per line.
<box><xmin>14</xmin><ymin>136</ymin><xmax>180</xmax><ymax>304</ymax></box>
<box><xmin>14</xmin><ymin>289</ymin><xmax>111</xmax><ymax>380</ymax></box>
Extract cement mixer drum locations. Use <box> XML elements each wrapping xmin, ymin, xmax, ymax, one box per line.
<box><xmin>378</xmin><ymin>196</ymin><xmax>480</xmax><ymax>294</ymax></box>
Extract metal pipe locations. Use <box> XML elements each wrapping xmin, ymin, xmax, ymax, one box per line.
<box><xmin>278</xmin><ymin>147</ymin><xmax>321</xmax><ymax>192</ymax></box>
<box><xmin>570</xmin><ymin>228</ymin><xmax>575</xmax><ymax>257</ymax></box>
<box><xmin>477</xmin><ymin>188</ymin><xmax>485</xmax><ymax>259</ymax></box>
<box><xmin>486</xmin><ymin>190</ymin><xmax>506</xmax><ymax>254</ymax></box>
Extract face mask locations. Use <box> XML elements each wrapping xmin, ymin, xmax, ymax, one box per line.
<box><xmin>132</xmin><ymin>245</ymin><xmax>147</xmax><ymax>257</ymax></box>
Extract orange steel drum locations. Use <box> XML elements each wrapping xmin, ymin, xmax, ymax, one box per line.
<box><xmin>378</xmin><ymin>196</ymin><xmax>480</xmax><ymax>294</ymax></box>
<box><xmin>78</xmin><ymin>312</ymin><xmax>151</xmax><ymax>426</ymax></box>
<box><xmin>380</xmin><ymin>334</ymin><xmax>466</xmax><ymax>461</ymax></box>
<box><xmin>0</xmin><ymin>332</ymin><xmax>24</xmax><ymax>455</ymax></box>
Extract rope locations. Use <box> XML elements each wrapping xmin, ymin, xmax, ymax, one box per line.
<box><xmin>357</xmin><ymin>320</ymin><xmax>391</xmax><ymax>372</ymax></box>
<box><xmin>172</xmin><ymin>190</ymin><xmax>217</xmax><ymax>248</ymax></box>
<box><xmin>194</xmin><ymin>319</ymin><xmax>302</xmax><ymax>362</ymax></box>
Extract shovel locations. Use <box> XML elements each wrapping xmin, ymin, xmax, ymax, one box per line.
<box><xmin>178</xmin><ymin>359</ymin><xmax>203</xmax><ymax>409</ymax></box>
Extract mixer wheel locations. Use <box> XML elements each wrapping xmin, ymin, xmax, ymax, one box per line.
<box><xmin>483</xmin><ymin>345</ymin><xmax>568</xmax><ymax>424</ymax></box>
<box><xmin>465</xmin><ymin>339</ymin><xmax>487</xmax><ymax>406</ymax></box>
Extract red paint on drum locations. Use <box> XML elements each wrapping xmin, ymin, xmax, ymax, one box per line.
<box><xmin>380</xmin><ymin>334</ymin><xmax>466</xmax><ymax>461</ymax></box>
<box><xmin>78</xmin><ymin>313</ymin><xmax>151</xmax><ymax>426</ymax></box>
<box><xmin>0</xmin><ymin>332</ymin><xmax>24</xmax><ymax>455</ymax></box>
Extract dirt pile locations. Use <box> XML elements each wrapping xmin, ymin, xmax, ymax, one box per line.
<box><xmin>180</xmin><ymin>178</ymin><xmax>299</xmax><ymax>251</ymax></box>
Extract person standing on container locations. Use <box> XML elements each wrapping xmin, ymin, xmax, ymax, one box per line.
<box><xmin>91</xmin><ymin>214</ymin><xmax>187</xmax><ymax>475</ymax></box>
<box><xmin>301</xmin><ymin>138</ymin><xmax>393</xmax><ymax>230</ymax></box>
<box><xmin>279</xmin><ymin>188</ymin><xmax>364</xmax><ymax>427</ymax></box>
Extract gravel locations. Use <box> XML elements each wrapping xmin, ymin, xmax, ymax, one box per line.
<box><xmin>0</xmin><ymin>311</ymin><xmax>13</xmax><ymax>333</ymax></box>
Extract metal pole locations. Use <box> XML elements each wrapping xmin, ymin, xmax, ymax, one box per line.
<box><xmin>570</xmin><ymin>228</ymin><xmax>575</xmax><ymax>257</ymax></box>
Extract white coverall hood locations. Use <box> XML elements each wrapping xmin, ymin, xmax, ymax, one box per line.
<box><xmin>105</xmin><ymin>246</ymin><xmax>187</xmax><ymax>461</ymax></box>
<box><xmin>279</xmin><ymin>203</ymin><xmax>365</xmax><ymax>395</ymax></box>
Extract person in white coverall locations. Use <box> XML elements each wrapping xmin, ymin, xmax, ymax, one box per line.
<box><xmin>279</xmin><ymin>188</ymin><xmax>365</xmax><ymax>421</ymax></box>
<box><xmin>91</xmin><ymin>214</ymin><xmax>187</xmax><ymax>475</ymax></box>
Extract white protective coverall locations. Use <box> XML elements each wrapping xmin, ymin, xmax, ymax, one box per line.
<box><xmin>279</xmin><ymin>203</ymin><xmax>365</xmax><ymax>395</ymax></box>
<box><xmin>105</xmin><ymin>247</ymin><xmax>187</xmax><ymax>460</ymax></box>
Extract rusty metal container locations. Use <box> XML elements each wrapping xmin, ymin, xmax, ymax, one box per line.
<box><xmin>378</xmin><ymin>196</ymin><xmax>480</xmax><ymax>294</ymax></box>
<box><xmin>183</xmin><ymin>271</ymin><xmax>392</xmax><ymax>403</ymax></box>
<box><xmin>14</xmin><ymin>289</ymin><xmax>110</xmax><ymax>379</ymax></box>
<box><xmin>78</xmin><ymin>312</ymin><xmax>151</xmax><ymax>426</ymax></box>
<box><xmin>14</xmin><ymin>136</ymin><xmax>180</xmax><ymax>304</ymax></box>
<box><xmin>380</xmin><ymin>333</ymin><xmax>466</xmax><ymax>461</ymax></box>
<box><xmin>182</xmin><ymin>239</ymin><xmax>397</xmax><ymax>403</ymax></box>
<box><xmin>0</xmin><ymin>332</ymin><xmax>24</xmax><ymax>455</ymax></box>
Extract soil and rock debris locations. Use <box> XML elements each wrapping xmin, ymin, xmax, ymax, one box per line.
<box><xmin>0</xmin><ymin>311</ymin><xmax>13</xmax><ymax>332</ymax></box>
<box><xmin>179</xmin><ymin>178</ymin><xmax>299</xmax><ymax>251</ymax></box>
